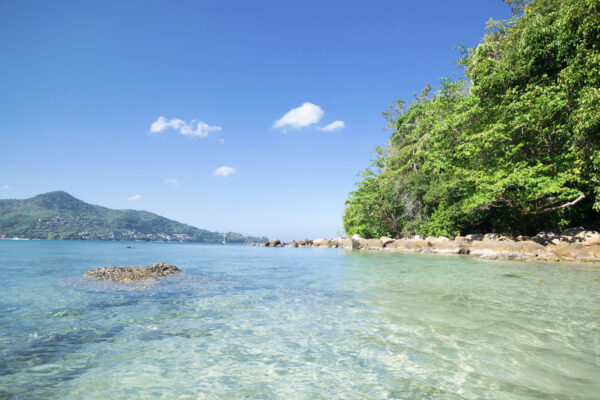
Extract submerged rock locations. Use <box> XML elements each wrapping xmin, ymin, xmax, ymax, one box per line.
<box><xmin>84</xmin><ymin>263</ymin><xmax>180</xmax><ymax>282</ymax></box>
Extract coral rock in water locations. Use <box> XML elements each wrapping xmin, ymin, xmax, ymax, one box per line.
<box><xmin>84</xmin><ymin>263</ymin><xmax>180</xmax><ymax>282</ymax></box>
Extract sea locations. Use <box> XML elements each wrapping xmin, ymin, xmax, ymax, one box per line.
<box><xmin>0</xmin><ymin>240</ymin><xmax>599</xmax><ymax>399</ymax></box>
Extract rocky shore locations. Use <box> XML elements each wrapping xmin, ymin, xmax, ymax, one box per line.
<box><xmin>84</xmin><ymin>263</ymin><xmax>180</xmax><ymax>282</ymax></box>
<box><xmin>248</xmin><ymin>228</ymin><xmax>600</xmax><ymax>263</ymax></box>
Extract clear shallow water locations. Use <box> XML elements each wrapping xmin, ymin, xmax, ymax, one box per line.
<box><xmin>0</xmin><ymin>240</ymin><xmax>599</xmax><ymax>399</ymax></box>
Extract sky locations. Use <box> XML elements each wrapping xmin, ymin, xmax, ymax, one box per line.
<box><xmin>0</xmin><ymin>0</ymin><xmax>511</xmax><ymax>240</ymax></box>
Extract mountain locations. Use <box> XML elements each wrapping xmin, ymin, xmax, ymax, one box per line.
<box><xmin>0</xmin><ymin>191</ymin><xmax>267</xmax><ymax>243</ymax></box>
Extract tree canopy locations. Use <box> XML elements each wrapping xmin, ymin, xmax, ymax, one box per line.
<box><xmin>344</xmin><ymin>0</ymin><xmax>600</xmax><ymax>238</ymax></box>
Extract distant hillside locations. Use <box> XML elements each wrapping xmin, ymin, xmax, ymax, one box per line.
<box><xmin>0</xmin><ymin>191</ymin><xmax>267</xmax><ymax>243</ymax></box>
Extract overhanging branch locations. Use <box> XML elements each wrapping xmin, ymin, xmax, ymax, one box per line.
<box><xmin>535</xmin><ymin>195</ymin><xmax>585</xmax><ymax>214</ymax></box>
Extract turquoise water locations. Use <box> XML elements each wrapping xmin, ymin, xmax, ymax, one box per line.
<box><xmin>0</xmin><ymin>240</ymin><xmax>599</xmax><ymax>399</ymax></box>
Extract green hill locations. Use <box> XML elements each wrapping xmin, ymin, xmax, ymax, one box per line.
<box><xmin>0</xmin><ymin>191</ymin><xmax>267</xmax><ymax>243</ymax></box>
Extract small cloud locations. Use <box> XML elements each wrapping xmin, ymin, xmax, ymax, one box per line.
<box><xmin>219</xmin><ymin>138</ymin><xmax>225</xmax><ymax>145</ymax></box>
<box><xmin>150</xmin><ymin>116</ymin><xmax>221</xmax><ymax>137</ymax></box>
<box><xmin>318</xmin><ymin>120</ymin><xmax>345</xmax><ymax>132</ymax></box>
<box><xmin>0</xmin><ymin>185</ymin><xmax>11</xmax><ymax>191</ymax></box>
<box><xmin>214</xmin><ymin>166</ymin><xmax>236</xmax><ymax>177</ymax></box>
<box><xmin>164</xmin><ymin>179</ymin><xmax>179</xmax><ymax>187</ymax></box>
<box><xmin>274</xmin><ymin>102</ymin><xmax>324</xmax><ymax>130</ymax></box>
<box><xmin>128</xmin><ymin>194</ymin><xmax>142</xmax><ymax>201</ymax></box>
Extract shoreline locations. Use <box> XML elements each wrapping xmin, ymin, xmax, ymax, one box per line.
<box><xmin>249</xmin><ymin>229</ymin><xmax>600</xmax><ymax>263</ymax></box>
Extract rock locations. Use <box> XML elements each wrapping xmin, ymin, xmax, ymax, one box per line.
<box><xmin>416</xmin><ymin>239</ymin><xmax>432</xmax><ymax>248</ymax></box>
<box><xmin>470</xmin><ymin>240</ymin><xmax>544</xmax><ymax>260</ymax></box>
<box><xmin>465</xmin><ymin>233</ymin><xmax>484</xmax><ymax>241</ymax></box>
<box><xmin>586</xmin><ymin>244</ymin><xmax>600</xmax><ymax>258</ymax></box>
<box><xmin>584</xmin><ymin>234</ymin><xmax>600</xmax><ymax>246</ymax></box>
<box><xmin>561</xmin><ymin>227</ymin><xmax>587</xmax><ymax>238</ymax></box>
<box><xmin>386</xmin><ymin>239</ymin><xmax>423</xmax><ymax>253</ymax></box>
<box><xmin>380</xmin><ymin>236</ymin><xmax>395</xmax><ymax>247</ymax></box>
<box><xmin>298</xmin><ymin>239</ymin><xmax>312</xmax><ymax>247</ymax></box>
<box><xmin>551</xmin><ymin>242</ymin><xmax>596</xmax><ymax>260</ymax></box>
<box><xmin>454</xmin><ymin>236</ymin><xmax>470</xmax><ymax>245</ymax></box>
<box><xmin>427</xmin><ymin>236</ymin><xmax>450</xmax><ymax>243</ymax></box>
<box><xmin>431</xmin><ymin>241</ymin><xmax>470</xmax><ymax>255</ymax></box>
<box><xmin>255</xmin><ymin>232</ymin><xmax>600</xmax><ymax>263</ymax></box>
<box><xmin>341</xmin><ymin>238</ymin><xmax>360</xmax><ymax>249</ymax></box>
<box><xmin>363</xmin><ymin>238</ymin><xmax>383</xmax><ymax>249</ymax></box>
<box><xmin>84</xmin><ymin>263</ymin><xmax>180</xmax><ymax>282</ymax></box>
<box><xmin>534</xmin><ymin>250</ymin><xmax>560</xmax><ymax>262</ymax></box>
<box><xmin>312</xmin><ymin>238</ymin><xmax>331</xmax><ymax>248</ymax></box>
<box><xmin>330</xmin><ymin>238</ymin><xmax>345</xmax><ymax>248</ymax></box>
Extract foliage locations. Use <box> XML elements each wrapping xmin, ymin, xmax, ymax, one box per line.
<box><xmin>344</xmin><ymin>0</ymin><xmax>600</xmax><ymax>238</ymax></box>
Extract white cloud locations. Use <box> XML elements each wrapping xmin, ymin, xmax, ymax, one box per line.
<box><xmin>164</xmin><ymin>179</ymin><xmax>179</xmax><ymax>187</ymax></box>
<box><xmin>318</xmin><ymin>120</ymin><xmax>345</xmax><ymax>132</ymax></box>
<box><xmin>273</xmin><ymin>102</ymin><xmax>324</xmax><ymax>130</ymax></box>
<box><xmin>220</xmin><ymin>138</ymin><xmax>225</xmax><ymax>145</ymax></box>
<box><xmin>0</xmin><ymin>185</ymin><xmax>11</xmax><ymax>191</ymax></box>
<box><xmin>150</xmin><ymin>116</ymin><xmax>221</xmax><ymax>137</ymax></box>
<box><xmin>127</xmin><ymin>194</ymin><xmax>142</xmax><ymax>201</ymax></box>
<box><xmin>214</xmin><ymin>166</ymin><xmax>236</xmax><ymax>177</ymax></box>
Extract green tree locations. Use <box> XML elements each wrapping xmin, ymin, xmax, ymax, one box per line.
<box><xmin>344</xmin><ymin>0</ymin><xmax>600</xmax><ymax>238</ymax></box>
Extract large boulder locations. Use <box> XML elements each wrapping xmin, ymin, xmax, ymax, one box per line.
<box><xmin>386</xmin><ymin>239</ymin><xmax>423</xmax><ymax>253</ymax></box>
<box><xmin>329</xmin><ymin>238</ymin><xmax>345</xmax><ymax>248</ymax></box>
<box><xmin>268</xmin><ymin>238</ymin><xmax>281</xmax><ymax>247</ymax></box>
<box><xmin>84</xmin><ymin>263</ymin><xmax>180</xmax><ymax>282</ymax></box>
<box><xmin>426</xmin><ymin>236</ymin><xmax>450</xmax><ymax>243</ymax></box>
<box><xmin>286</xmin><ymin>240</ymin><xmax>298</xmax><ymax>248</ymax></box>
<box><xmin>469</xmin><ymin>240</ymin><xmax>544</xmax><ymax>260</ymax></box>
<box><xmin>431</xmin><ymin>241</ymin><xmax>470</xmax><ymax>255</ymax></box>
<box><xmin>550</xmin><ymin>242</ymin><xmax>600</xmax><ymax>261</ymax></box>
<box><xmin>312</xmin><ymin>238</ymin><xmax>331</xmax><ymax>248</ymax></box>
<box><xmin>362</xmin><ymin>238</ymin><xmax>383</xmax><ymax>250</ymax></box>
<box><xmin>298</xmin><ymin>239</ymin><xmax>312</xmax><ymax>247</ymax></box>
<box><xmin>341</xmin><ymin>238</ymin><xmax>360</xmax><ymax>249</ymax></box>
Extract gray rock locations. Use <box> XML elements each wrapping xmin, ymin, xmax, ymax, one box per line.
<box><xmin>465</xmin><ymin>233</ymin><xmax>483</xmax><ymax>241</ymax></box>
<box><xmin>84</xmin><ymin>263</ymin><xmax>180</xmax><ymax>282</ymax></box>
<box><xmin>268</xmin><ymin>238</ymin><xmax>281</xmax><ymax>247</ymax></box>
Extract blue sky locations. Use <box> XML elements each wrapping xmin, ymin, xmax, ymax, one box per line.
<box><xmin>0</xmin><ymin>0</ymin><xmax>511</xmax><ymax>239</ymax></box>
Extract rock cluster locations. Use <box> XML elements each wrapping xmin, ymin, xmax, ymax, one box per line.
<box><xmin>84</xmin><ymin>263</ymin><xmax>180</xmax><ymax>282</ymax></box>
<box><xmin>247</xmin><ymin>228</ymin><xmax>600</xmax><ymax>263</ymax></box>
